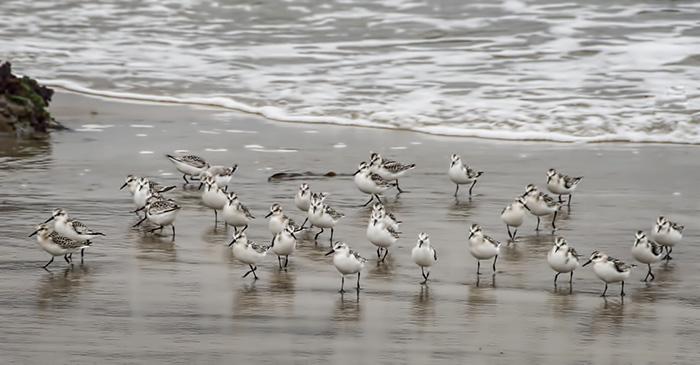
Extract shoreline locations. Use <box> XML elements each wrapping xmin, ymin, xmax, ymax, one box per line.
<box><xmin>40</xmin><ymin>82</ymin><xmax>700</xmax><ymax>146</ymax></box>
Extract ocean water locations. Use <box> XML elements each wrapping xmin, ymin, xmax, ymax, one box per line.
<box><xmin>2</xmin><ymin>0</ymin><xmax>700</xmax><ymax>143</ymax></box>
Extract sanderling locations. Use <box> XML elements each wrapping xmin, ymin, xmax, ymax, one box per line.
<box><xmin>354</xmin><ymin>161</ymin><xmax>393</xmax><ymax>206</ymax></box>
<box><xmin>500</xmin><ymin>196</ymin><xmax>530</xmax><ymax>241</ymax></box>
<box><xmin>651</xmin><ymin>216</ymin><xmax>683</xmax><ymax>260</ymax></box>
<box><xmin>201</xmin><ymin>175</ymin><xmax>227</xmax><ymax>224</ymax></box>
<box><xmin>369</xmin><ymin>152</ymin><xmax>416</xmax><ymax>193</ymax></box>
<box><xmin>265</xmin><ymin>203</ymin><xmax>299</xmax><ymax>235</ymax></box>
<box><xmin>132</xmin><ymin>177</ymin><xmax>153</xmax><ymax>212</ymax></box>
<box><xmin>448</xmin><ymin>154</ymin><xmax>483</xmax><ymax>196</ymax></box>
<box><xmin>229</xmin><ymin>231</ymin><xmax>271</xmax><ymax>279</ymax></box>
<box><xmin>207</xmin><ymin>164</ymin><xmax>237</xmax><ymax>191</ymax></box>
<box><xmin>222</xmin><ymin>192</ymin><xmax>255</xmax><ymax>232</ymax></box>
<box><xmin>547</xmin><ymin>237</ymin><xmax>580</xmax><ymax>285</ymax></box>
<box><xmin>367</xmin><ymin>210</ymin><xmax>400</xmax><ymax>262</ymax></box>
<box><xmin>583</xmin><ymin>251</ymin><xmax>633</xmax><ymax>297</ymax></box>
<box><xmin>546</xmin><ymin>169</ymin><xmax>583</xmax><ymax>207</ymax></box>
<box><xmin>294</xmin><ymin>183</ymin><xmax>312</xmax><ymax>228</ymax></box>
<box><xmin>412</xmin><ymin>232</ymin><xmax>438</xmax><ymax>284</ymax></box>
<box><xmin>120</xmin><ymin>175</ymin><xmax>175</xmax><ymax>196</ymax></box>
<box><xmin>371</xmin><ymin>202</ymin><xmax>401</xmax><ymax>231</ymax></box>
<box><xmin>632</xmin><ymin>231</ymin><xmax>663</xmax><ymax>281</ymax></box>
<box><xmin>468</xmin><ymin>224</ymin><xmax>500</xmax><ymax>275</ymax></box>
<box><xmin>166</xmin><ymin>154</ymin><xmax>210</xmax><ymax>184</ymax></box>
<box><xmin>308</xmin><ymin>195</ymin><xmax>344</xmax><ymax>244</ymax></box>
<box><xmin>44</xmin><ymin>208</ymin><xmax>105</xmax><ymax>258</ymax></box>
<box><xmin>29</xmin><ymin>223</ymin><xmax>90</xmax><ymax>268</ymax></box>
<box><xmin>271</xmin><ymin>221</ymin><xmax>297</xmax><ymax>268</ymax></box>
<box><xmin>133</xmin><ymin>195</ymin><xmax>181</xmax><ymax>238</ymax></box>
<box><xmin>326</xmin><ymin>241</ymin><xmax>367</xmax><ymax>293</ymax></box>
<box><xmin>522</xmin><ymin>184</ymin><xmax>561</xmax><ymax>230</ymax></box>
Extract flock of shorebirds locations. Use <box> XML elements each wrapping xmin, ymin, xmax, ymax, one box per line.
<box><xmin>29</xmin><ymin>152</ymin><xmax>684</xmax><ymax>296</ymax></box>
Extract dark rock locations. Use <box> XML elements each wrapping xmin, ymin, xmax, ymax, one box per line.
<box><xmin>0</xmin><ymin>61</ymin><xmax>66</xmax><ymax>136</ymax></box>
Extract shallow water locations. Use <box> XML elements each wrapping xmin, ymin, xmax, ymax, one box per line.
<box><xmin>1</xmin><ymin>93</ymin><xmax>699</xmax><ymax>362</ymax></box>
<box><xmin>2</xmin><ymin>0</ymin><xmax>700</xmax><ymax>142</ymax></box>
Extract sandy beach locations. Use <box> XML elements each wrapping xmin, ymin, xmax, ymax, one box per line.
<box><xmin>1</xmin><ymin>91</ymin><xmax>699</xmax><ymax>363</ymax></box>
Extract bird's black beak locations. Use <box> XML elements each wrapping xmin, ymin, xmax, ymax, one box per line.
<box><xmin>29</xmin><ymin>230</ymin><xmax>38</xmax><ymax>237</ymax></box>
<box><xmin>418</xmin><ymin>240</ymin><xmax>423</xmax><ymax>247</ymax></box>
<box><xmin>468</xmin><ymin>232</ymin><xmax>474</xmax><ymax>239</ymax></box>
<box><xmin>198</xmin><ymin>182</ymin><xmax>204</xmax><ymax>190</ymax></box>
<box><xmin>353</xmin><ymin>169</ymin><xmax>360</xmax><ymax>176</ymax></box>
<box><xmin>521</xmin><ymin>192</ymin><xmax>529</xmax><ymax>197</ymax></box>
<box><xmin>372</xmin><ymin>220</ymin><xmax>377</xmax><ymax>226</ymax></box>
<box><xmin>582</xmin><ymin>260</ymin><xmax>592</xmax><ymax>267</ymax></box>
<box><xmin>325</xmin><ymin>249</ymin><xmax>335</xmax><ymax>256</ymax></box>
<box><xmin>291</xmin><ymin>232</ymin><xmax>297</xmax><ymax>240</ymax></box>
<box><xmin>228</xmin><ymin>239</ymin><xmax>236</xmax><ymax>247</ymax></box>
<box><xmin>120</xmin><ymin>182</ymin><xmax>128</xmax><ymax>190</ymax></box>
<box><xmin>43</xmin><ymin>216</ymin><xmax>55</xmax><ymax>224</ymax></box>
<box><xmin>523</xmin><ymin>204</ymin><xmax>531</xmax><ymax>212</ymax></box>
<box><xmin>264</xmin><ymin>212</ymin><xmax>273</xmax><ymax>218</ymax></box>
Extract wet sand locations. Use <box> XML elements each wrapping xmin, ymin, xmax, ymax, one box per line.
<box><xmin>1</xmin><ymin>92</ymin><xmax>699</xmax><ymax>363</ymax></box>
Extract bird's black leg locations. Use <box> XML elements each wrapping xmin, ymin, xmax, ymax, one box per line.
<box><xmin>506</xmin><ymin>226</ymin><xmax>512</xmax><ymax>240</ymax></box>
<box><xmin>182</xmin><ymin>174</ymin><xmax>189</xmax><ymax>184</ymax></box>
<box><xmin>381</xmin><ymin>249</ymin><xmax>389</xmax><ymax>262</ymax></box>
<box><xmin>512</xmin><ymin>228</ymin><xmax>518</xmax><ymax>241</ymax></box>
<box><xmin>339</xmin><ymin>276</ymin><xmax>345</xmax><ymax>293</ymax></box>
<box><xmin>133</xmin><ymin>216</ymin><xmax>148</xmax><ymax>228</ymax></box>
<box><xmin>314</xmin><ymin>228</ymin><xmax>324</xmax><ymax>241</ymax></box>
<box><xmin>454</xmin><ymin>184</ymin><xmax>459</xmax><ymax>197</ymax></box>
<box><xmin>477</xmin><ymin>261</ymin><xmax>481</xmax><ymax>275</ymax></box>
<box><xmin>469</xmin><ymin>180</ymin><xmax>477</xmax><ymax>196</ymax></box>
<box><xmin>329</xmin><ymin>228</ymin><xmax>334</xmax><ymax>245</ymax></box>
<box><xmin>567</xmin><ymin>194</ymin><xmax>572</xmax><ymax>207</ymax></box>
<box><xmin>569</xmin><ymin>271</ymin><xmax>574</xmax><ymax>284</ymax></box>
<box><xmin>552</xmin><ymin>211</ymin><xmax>558</xmax><ymax>229</ymax></box>
<box><xmin>278</xmin><ymin>256</ymin><xmax>283</xmax><ymax>269</ymax></box>
<box><xmin>171</xmin><ymin>225</ymin><xmax>176</xmax><ymax>238</ymax></box>
<box><xmin>601</xmin><ymin>283</ymin><xmax>608</xmax><ymax>297</ymax></box>
<box><xmin>376</xmin><ymin>247</ymin><xmax>381</xmax><ymax>259</ymax></box>
<box><xmin>536</xmin><ymin>217</ymin><xmax>541</xmax><ymax>231</ymax></box>
<box><xmin>356</xmin><ymin>272</ymin><xmax>361</xmax><ymax>290</ymax></box>
<box><xmin>620</xmin><ymin>282</ymin><xmax>625</xmax><ymax>297</ymax></box>
<box><xmin>64</xmin><ymin>254</ymin><xmax>72</xmax><ymax>265</ymax></box>
<box><xmin>42</xmin><ymin>257</ymin><xmax>54</xmax><ymax>269</ymax></box>
<box><xmin>363</xmin><ymin>196</ymin><xmax>374</xmax><ymax>207</ymax></box>
<box><xmin>300</xmin><ymin>217</ymin><xmax>308</xmax><ymax>229</ymax></box>
<box><xmin>284</xmin><ymin>256</ymin><xmax>289</xmax><ymax>268</ymax></box>
<box><xmin>492</xmin><ymin>255</ymin><xmax>498</xmax><ymax>272</ymax></box>
<box><xmin>214</xmin><ymin>210</ymin><xmax>218</xmax><ymax>225</ymax></box>
<box><xmin>243</xmin><ymin>265</ymin><xmax>254</xmax><ymax>278</ymax></box>
<box><xmin>558</xmin><ymin>194</ymin><xmax>563</xmax><ymax>203</ymax></box>
<box><xmin>554</xmin><ymin>272</ymin><xmax>560</xmax><ymax>285</ymax></box>
<box><xmin>647</xmin><ymin>264</ymin><xmax>655</xmax><ymax>281</ymax></box>
<box><xmin>374</xmin><ymin>194</ymin><xmax>383</xmax><ymax>204</ymax></box>
<box><xmin>395</xmin><ymin>180</ymin><xmax>405</xmax><ymax>194</ymax></box>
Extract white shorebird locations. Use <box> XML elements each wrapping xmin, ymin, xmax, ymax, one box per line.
<box><xmin>271</xmin><ymin>221</ymin><xmax>297</xmax><ymax>269</ymax></box>
<box><xmin>547</xmin><ymin>237</ymin><xmax>580</xmax><ymax>285</ymax></box>
<box><xmin>448</xmin><ymin>154</ymin><xmax>483</xmax><ymax>196</ymax></box>
<box><xmin>583</xmin><ymin>251</ymin><xmax>634</xmax><ymax>297</ymax></box>
<box><xmin>229</xmin><ymin>231</ymin><xmax>271</xmax><ymax>280</ymax></box>
<box><xmin>326</xmin><ymin>241</ymin><xmax>367</xmax><ymax>293</ymax></box>
<box><xmin>522</xmin><ymin>184</ymin><xmax>561</xmax><ymax>230</ymax></box>
<box><xmin>120</xmin><ymin>175</ymin><xmax>175</xmax><ymax>196</ymax></box>
<box><xmin>222</xmin><ymin>192</ymin><xmax>254</xmax><ymax>232</ymax></box>
<box><xmin>468</xmin><ymin>224</ymin><xmax>500</xmax><ymax>275</ymax></box>
<box><xmin>412</xmin><ymin>232</ymin><xmax>438</xmax><ymax>284</ymax></box>
<box><xmin>265</xmin><ymin>203</ymin><xmax>299</xmax><ymax>235</ymax></box>
<box><xmin>201</xmin><ymin>175</ymin><xmax>227</xmax><ymax>225</ymax></box>
<box><xmin>369</xmin><ymin>152</ymin><xmax>416</xmax><ymax>193</ymax></box>
<box><xmin>500</xmin><ymin>196</ymin><xmax>530</xmax><ymax>241</ymax></box>
<box><xmin>651</xmin><ymin>216</ymin><xmax>683</xmax><ymax>261</ymax></box>
<box><xmin>207</xmin><ymin>164</ymin><xmax>237</xmax><ymax>191</ymax></box>
<box><xmin>133</xmin><ymin>195</ymin><xmax>181</xmax><ymax>238</ymax></box>
<box><xmin>294</xmin><ymin>183</ymin><xmax>312</xmax><ymax>228</ymax></box>
<box><xmin>371</xmin><ymin>202</ymin><xmax>401</xmax><ymax>231</ymax></box>
<box><xmin>546</xmin><ymin>168</ymin><xmax>583</xmax><ymax>207</ymax></box>
<box><xmin>308</xmin><ymin>195</ymin><xmax>344</xmax><ymax>244</ymax></box>
<box><xmin>632</xmin><ymin>231</ymin><xmax>663</xmax><ymax>281</ymax></box>
<box><xmin>132</xmin><ymin>177</ymin><xmax>153</xmax><ymax>212</ymax></box>
<box><xmin>166</xmin><ymin>154</ymin><xmax>210</xmax><ymax>184</ymax></box>
<box><xmin>354</xmin><ymin>161</ymin><xmax>394</xmax><ymax>206</ymax></box>
<box><xmin>30</xmin><ymin>223</ymin><xmax>90</xmax><ymax>268</ymax></box>
<box><xmin>367</xmin><ymin>210</ymin><xmax>400</xmax><ymax>262</ymax></box>
<box><xmin>44</xmin><ymin>208</ymin><xmax>104</xmax><ymax>258</ymax></box>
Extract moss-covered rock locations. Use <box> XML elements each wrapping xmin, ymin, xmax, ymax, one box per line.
<box><xmin>0</xmin><ymin>61</ymin><xmax>65</xmax><ymax>136</ymax></box>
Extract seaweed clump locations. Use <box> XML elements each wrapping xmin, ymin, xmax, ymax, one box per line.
<box><xmin>0</xmin><ymin>61</ymin><xmax>65</xmax><ymax>135</ymax></box>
